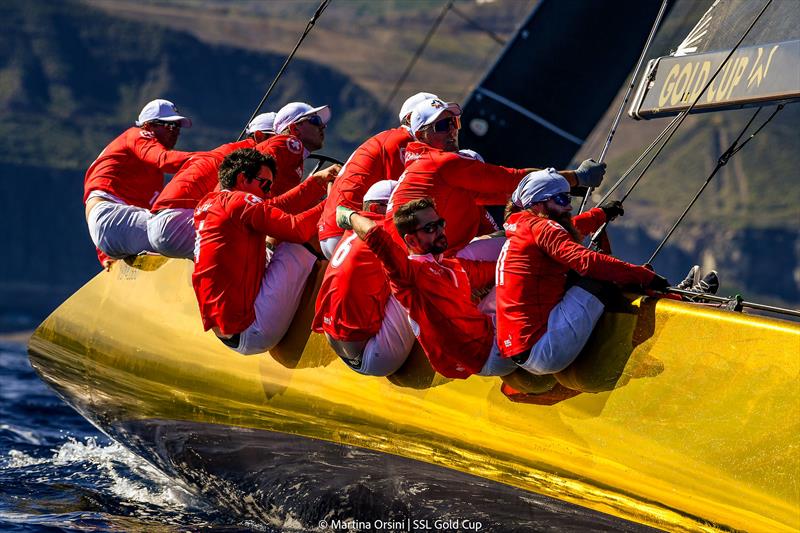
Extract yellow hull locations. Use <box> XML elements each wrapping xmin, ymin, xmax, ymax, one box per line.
<box><xmin>28</xmin><ymin>257</ymin><xmax>800</xmax><ymax>531</ymax></box>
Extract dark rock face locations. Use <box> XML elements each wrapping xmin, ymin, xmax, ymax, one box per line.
<box><xmin>0</xmin><ymin>1</ymin><xmax>390</xmax><ymax>328</ymax></box>
<box><xmin>609</xmin><ymin>224</ymin><xmax>799</xmax><ymax>306</ymax></box>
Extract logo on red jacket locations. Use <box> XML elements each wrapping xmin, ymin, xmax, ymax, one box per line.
<box><xmin>244</xmin><ymin>193</ymin><xmax>263</xmax><ymax>205</ymax></box>
<box><xmin>139</xmin><ymin>130</ymin><xmax>155</xmax><ymax>139</ymax></box>
<box><xmin>286</xmin><ymin>137</ymin><xmax>303</xmax><ymax>154</ymax></box>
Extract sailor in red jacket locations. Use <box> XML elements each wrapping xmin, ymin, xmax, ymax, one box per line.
<box><xmin>318</xmin><ymin>91</ymin><xmax>437</xmax><ymax>258</ymax></box>
<box><xmin>192</xmin><ymin>148</ymin><xmax>336</xmax><ymax>355</ymax></box>
<box><xmin>387</xmin><ymin>97</ymin><xmax>607</xmax><ymax>261</ymax></box>
<box><xmin>495</xmin><ymin>169</ymin><xmax>669</xmax><ymax>375</ymax></box>
<box><xmin>337</xmin><ymin>197</ymin><xmax>517</xmax><ymax>380</ymax></box>
<box><xmin>255</xmin><ymin>102</ymin><xmax>330</xmax><ymax>208</ymax></box>
<box><xmin>84</xmin><ymin>99</ymin><xmax>195</xmax><ymax>266</ymax></box>
<box><xmin>147</xmin><ymin>112</ymin><xmax>276</xmax><ymax>258</ymax></box>
<box><xmin>313</xmin><ymin>180</ymin><xmax>415</xmax><ymax>376</ymax></box>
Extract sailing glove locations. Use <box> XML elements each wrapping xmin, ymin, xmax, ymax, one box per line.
<box><xmin>336</xmin><ymin>206</ymin><xmax>356</xmax><ymax>230</ymax></box>
<box><xmin>575</xmin><ymin>159</ymin><xmax>607</xmax><ymax>188</ymax></box>
<box><xmin>646</xmin><ymin>273</ymin><xmax>670</xmax><ymax>292</ymax></box>
<box><xmin>599</xmin><ymin>200</ymin><xmax>624</xmax><ymax>221</ymax></box>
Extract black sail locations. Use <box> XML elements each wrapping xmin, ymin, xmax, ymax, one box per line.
<box><xmin>460</xmin><ymin>0</ymin><xmax>669</xmax><ymax>169</ymax></box>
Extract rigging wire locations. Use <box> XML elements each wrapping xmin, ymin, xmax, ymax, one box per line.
<box><xmin>449</xmin><ymin>5</ymin><xmax>506</xmax><ymax>46</ymax></box>
<box><xmin>578</xmin><ymin>0</ymin><xmax>670</xmax><ymax>213</ymax></box>
<box><xmin>236</xmin><ymin>0</ymin><xmax>332</xmax><ymax>141</ymax></box>
<box><xmin>593</xmin><ymin>113</ymin><xmax>682</xmax><ymax>206</ymax></box>
<box><xmin>373</xmin><ymin>0</ymin><xmax>454</xmax><ymax>131</ymax></box>
<box><xmin>586</xmin><ymin>0</ymin><xmax>774</xmax><ymax>248</ymax></box>
<box><xmin>647</xmin><ymin>104</ymin><xmax>784</xmax><ymax>264</ymax></box>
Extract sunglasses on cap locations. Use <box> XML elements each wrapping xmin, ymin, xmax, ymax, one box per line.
<box><xmin>544</xmin><ymin>192</ymin><xmax>572</xmax><ymax>207</ymax></box>
<box><xmin>149</xmin><ymin>120</ymin><xmax>181</xmax><ymax>131</ymax></box>
<box><xmin>429</xmin><ymin>115</ymin><xmax>461</xmax><ymax>133</ymax></box>
<box><xmin>299</xmin><ymin>114</ymin><xmax>325</xmax><ymax>127</ymax></box>
<box><xmin>411</xmin><ymin>218</ymin><xmax>446</xmax><ymax>234</ymax></box>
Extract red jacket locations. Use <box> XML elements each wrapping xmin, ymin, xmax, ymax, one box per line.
<box><xmin>318</xmin><ymin>127</ymin><xmax>413</xmax><ymax>240</ymax></box>
<box><xmin>255</xmin><ymin>134</ymin><xmax>310</xmax><ymax>197</ymax></box>
<box><xmin>312</xmin><ymin>214</ymin><xmax>391</xmax><ymax>341</ymax></box>
<box><xmin>364</xmin><ymin>225</ymin><xmax>496</xmax><ymax>379</ymax></box>
<box><xmin>192</xmin><ymin>178</ymin><xmax>325</xmax><ymax>335</ymax></box>
<box><xmin>152</xmin><ymin>139</ymin><xmax>256</xmax><ymax>211</ymax></box>
<box><xmin>84</xmin><ymin>127</ymin><xmax>194</xmax><ymax>208</ymax></box>
<box><xmin>386</xmin><ymin>142</ymin><xmax>527</xmax><ymax>254</ymax></box>
<box><xmin>495</xmin><ymin>208</ymin><xmax>655</xmax><ymax>356</ymax></box>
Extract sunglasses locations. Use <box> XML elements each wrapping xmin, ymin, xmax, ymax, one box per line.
<box><xmin>299</xmin><ymin>115</ymin><xmax>325</xmax><ymax>127</ymax></box>
<box><xmin>149</xmin><ymin>120</ymin><xmax>181</xmax><ymax>131</ymax></box>
<box><xmin>253</xmin><ymin>176</ymin><xmax>272</xmax><ymax>193</ymax></box>
<box><xmin>430</xmin><ymin>115</ymin><xmax>461</xmax><ymax>133</ymax></box>
<box><xmin>546</xmin><ymin>192</ymin><xmax>572</xmax><ymax>207</ymax></box>
<box><xmin>412</xmin><ymin>218</ymin><xmax>446</xmax><ymax>234</ymax></box>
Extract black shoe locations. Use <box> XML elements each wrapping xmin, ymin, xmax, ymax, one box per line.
<box><xmin>694</xmin><ymin>270</ymin><xmax>719</xmax><ymax>295</ymax></box>
<box><xmin>676</xmin><ymin>265</ymin><xmax>700</xmax><ymax>290</ymax></box>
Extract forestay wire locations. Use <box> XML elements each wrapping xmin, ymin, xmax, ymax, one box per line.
<box><xmin>587</xmin><ymin>0</ymin><xmax>774</xmax><ymax>248</ymax></box>
<box><xmin>578</xmin><ymin>0</ymin><xmax>670</xmax><ymax>214</ymax></box>
<box><xmin>237</xmin><ymin>0</ymin><xmax>332</xmax><ymax>141</ymax></box>
<box><xmin>647</xmin><ymin>104</ymin><xmax>784</xmax><ymax>264</ymax></box>
<box><xmin>374</xmin><ymin>0</ymin><xmax>455</xmax><ymax>132</ymax></box>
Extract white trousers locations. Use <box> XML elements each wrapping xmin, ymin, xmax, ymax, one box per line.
<box><xmin>235</xmin><ymin>242</ymin><xmax>317</xmax><ymax>355</ymax></box>
<box><xmin>147</xmin><ymin>208</ymin><xmax>196</xmax><ymax>258</ymax></box>
<box><xmin>515</xmin><ymin>286</ymin><xmax>605</xmax><ymax>375</ymax></box>
<box><xmin>326</xmin><ymin>295</ymin><xmax>416</xmax><ymax>376</ymax></box>
<box><xmin>320</xmin><ymin>235</ymin><xmax>342</xmax><ymax>260</ymax></box>
<box><xmin>455</xmin><ymin>235</ymin><xmax>506</xmax><ymax>261</ymax></box>
<box><xmin>87</xmin><ymin>201</ymin><xmax>153</xmax><ymax>259</ymax></box>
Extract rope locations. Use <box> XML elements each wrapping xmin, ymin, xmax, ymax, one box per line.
<box><xmin>587</xmin><ymin>0</ymin><xmax>774</xmax><ymax>248</ymax></box>
<box><xmin>578</xmin><ymin>0</ymin><xmax>669</xmax><ymax>213</ymax></box>
<box><xmin>449</xmin><ymin>5</ymin><xmax>506</xmax><ymax>46</ymax></box>
<box><xmin>665</xmin><ymin>287</ymin><xmax>800</xmax><ymax>318</ymax></box>
<box><xmin>373</xmin><ymin>0</ymin><xmax>454</xmax><ymax>131</ymax></box>
<box><xmin>647</xmin><ymin>104</ymin><xmax>784</xmax><ymax>264</ymax></box>
<box><xmin>236</xmin><ymin>0</ymin><xmax>332</xmax><ymax>141</ymax></box>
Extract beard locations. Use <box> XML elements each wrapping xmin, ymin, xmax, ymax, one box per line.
<box><xmin>547</xmin><ymin>208</ymin><xmax>582</xmax><ymax>242</ymax></box>
<box><xmin>426</xmin><ymin>235</ymin><xmax>448</xmax><ymax>255</ymax></box>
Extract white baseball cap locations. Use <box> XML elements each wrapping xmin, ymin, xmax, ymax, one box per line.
<box><xmin>398</xmin><ymin>92</ymin><xmax>438</xmax><ymax>123</ymax></box>
<box><xmin>246</xmin><ymin>112</ymin><xmax>276</xmax><ymax>134</ymax></box>
<box><xmin>410</xmin><ymin>98</ymin><xmax>462</xmax><ymax>136</ymax></box>
<box><xmin>273</xmin><ymin>102</ymin><xmax>331</xmax><ymax>135</ymax></box>
<box><xmin>136</xmin><ymin>99</ymin><xmax>192</xmax><ymax>128</ymax></box>
<box><xmin>363</xmin><ymin>180</ymin><xmax>398</xmax><ymax>203</ymax></box>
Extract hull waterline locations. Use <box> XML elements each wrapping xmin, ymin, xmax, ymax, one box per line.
<box><xmin>28</xmin><ymin>257</ymin><xmax>800</xmax><ymax>531</ymax></box>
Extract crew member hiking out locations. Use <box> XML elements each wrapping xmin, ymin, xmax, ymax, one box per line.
<box><xmin>387</xmin><ymin>97</ymin><xmax>608</xmax><ymax>261</ymax></box>
<box><xmin>495</xmin><ymin>169</ymin><xmax>672</xmax><ymax>376</ymax></box>
<box><xmin>192</xmin><ymin>148</ymin><xmax>337</xmax><ymax>355</ymax></box>
<box><xmin>83</xmin><ymin>99</ymin><xmax>196</xmax><ymax>267</ymax></box>
<box><xmin>313</xmin><ymin>180</ymin><xmax>415</xmax><ymax>376</ymax></box>
<box><xmin>337</xmin><ymin>197</ymin><xmax>516</xmax><ymax>380</ymax></box>
<box><xmin>256</xmin><ymin>102</ymin><xmax>331</xmax><ymax>210</ymax></box>
<box><xmin>318</xmin><ymin>91</ymin><xmax>438</xmax><ymax>258</ymax></box>
<box><xmin>147</xmin><ymin>112</ymin><xmax>278</xmax><ymax>258</ymax></box>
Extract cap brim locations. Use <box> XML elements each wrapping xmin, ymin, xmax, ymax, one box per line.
<box><xmin>140</xmin><ymin>115</ymin><xmax>191</xmax><ymax>128</ymax></box>
<box><xmin>298</xmin><ymin>105</ymin><xmax>331</xmax><ymax>125</ymax></box>
<box><xmin>420</xmin><ymin>102</ymin><xmax>462</xmax><ymax>128</ymax></box>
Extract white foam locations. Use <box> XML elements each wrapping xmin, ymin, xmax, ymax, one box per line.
<box><xmin>4</xmin><ymin>436</ymin><xmax>197</xmax><ymax>509</ymax></box>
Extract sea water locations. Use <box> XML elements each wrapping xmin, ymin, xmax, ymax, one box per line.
<box><xmin>0</xmin><ymin>338</ymin><xmax>278</xmax><ymax>532</ymax></box>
